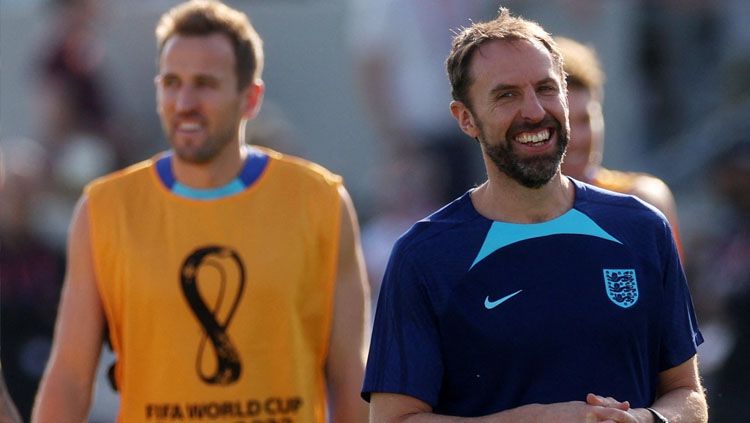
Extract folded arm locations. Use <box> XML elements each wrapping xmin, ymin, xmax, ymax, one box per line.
<box><xmin>586</xmin><ymin>355</ymin><xmax>707</xmax><ymax>422</ymax></box>
<box><xmin>370</xmin><ymin>392</ymin><xmax>641</xmax><ymax>423</ymax></box>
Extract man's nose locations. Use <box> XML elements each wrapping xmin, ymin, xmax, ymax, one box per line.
<box><xmin>176</xmin><ymin>85</ymin><xmax>199</xmax><ymax>111</ymax></box>
<box><xmin>519</xmin><ymin>92</ymin><xmax>545</xmax><ymax>122</ymax></box>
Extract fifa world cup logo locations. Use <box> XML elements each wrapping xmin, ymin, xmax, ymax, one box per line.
<box><xmin>180</xmin><ymin>246</ymin><xmax>245</xmax><ymax>385</ymax></box>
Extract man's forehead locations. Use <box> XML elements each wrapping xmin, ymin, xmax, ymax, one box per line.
<box><xmin>158</xmin><ymin>34</ymin><xmax>236</xmax><ymax>76</ymax></box>
<box><xmin>471</xmin><ymin>38</ymin><xmax>560</xmax><ymax>84</ymax></box>
<box><xmin>160</xmin><ymin>34</ymin><xmax>234</xmax><ymax>64</ymax></box>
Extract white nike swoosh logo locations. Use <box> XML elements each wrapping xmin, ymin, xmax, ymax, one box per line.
<box><xmin>484</xmin><ymin>289</ymin><xmax>523</xmax><ymax>309</ymax></box>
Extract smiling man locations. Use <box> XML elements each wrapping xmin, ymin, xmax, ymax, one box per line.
<box><xmin>32</xmin><ymin>1</ymin><xmax>369</xmax><ymax>422</ymax></box>
<box><xmin>362</xmin><ymin>8</ymin><xmax>707</xmax><ymax>423</ymax></box>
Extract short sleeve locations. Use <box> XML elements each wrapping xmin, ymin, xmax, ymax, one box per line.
<box><xmin>362</xmin><ymin>240</ymin><xmax>444</xmax><ymax>406</ymax></box>
<box><xmin>659</xmin><ymin>220</ymin><xmax>703</xmax><ymax>370</ymax></box>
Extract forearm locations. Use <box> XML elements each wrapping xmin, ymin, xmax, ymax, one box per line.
<box><xmin>31</xmin><ymin>352</ymin><xmax>93</xmax><ymax>423</ymax></box>
<box><xmin>32</xmin><ymin>363</ymin><xmax>95</xmax><ymax>423</ymax></box>
<box><xmin>327</xmin><ymin>354</ymin><xmax>368</xmax><ymax>423</ymax></box>
<box><xmin>648</xmin><ymin>387</ymin><xmax>708</xmax><ymax>423</ymax></box>
<box><xmin>328</xmin><ymin>389</ymin><xmax>369</xmax><ymax>423</ymax></box>
<box><xmin>389</xmin><ymin>404</ymin><xmax>543</xmax><ymax>423</ymax></box>
<box><xmin>639</xmin><ymin>356</ymin><xmax>707</xmax><ymax>422</ymax></box>
<box><xmin>372</xmin><ymin>393</ymin><xmax>637</xmax><ymax>423</ymax></box>
<box><xmin>0</xmin><ymin>373</ymin><xmax>22</xmax><ymax>423</ymax></box>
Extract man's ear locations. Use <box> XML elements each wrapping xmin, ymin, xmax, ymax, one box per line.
<box><xmin>242</xmin><ymin>79</ymin><xmax>265</xmax><ymax>120</ymax></box>
<box><xmin>450</xmin><ymin>100</ymin><xmax>480</xmax><ymax>138</ymax></box>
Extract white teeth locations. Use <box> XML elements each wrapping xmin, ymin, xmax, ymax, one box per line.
<box><xmin>178</xmin><ymin>122</ymin><xmax>202</xmax><ymax>132</ymax></box>
<box><xmin>516</xmin><ymin>129</ymin><xmax>550</xmax><ymax>144</ymax></box>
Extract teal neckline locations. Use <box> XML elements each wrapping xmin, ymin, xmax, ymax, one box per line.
<box><xmin>171</xmin><ymin>178</ymin><xmax>246</xmax><ymax>200</ymax></box>
<box><xmin>155</xmin><ymin>148</ymin><xmax>269</xmax><ymax>200</ymax></box>
<box><xmin>470</xmin><ymin>208</ymin><xmax>622</xmax><ymax>269</ymax></box>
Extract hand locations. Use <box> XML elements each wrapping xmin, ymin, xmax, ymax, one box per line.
<box><xmin>585</xmin><ymin>393</ymin><xmax>643</xmax><ymax>423</ymax></box>
<box><xmin>532</xmin><ymin>401</ymin><xmax>637</xmax><ymax>423</ymax></box>
<box><xmin>586</xmin><ymin>393</ymin><xmax>630</xmax><ymax>411</ymax></box>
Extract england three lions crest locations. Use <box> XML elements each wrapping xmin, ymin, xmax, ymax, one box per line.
<box><xmin>603</xmin><ymin>269</ymin><xmax>639</xmax><ymax>308</ymax></box>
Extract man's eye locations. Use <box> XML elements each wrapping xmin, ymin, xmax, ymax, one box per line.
<box><xmin>195</xmin><ymin>78</ymin><xmax>219</xmax><ymax>89</ymax></box>
<box><xmin>160</xmin><ymin>77</ymin><xmax>180</xmax><ymax>88</ymax></box>
<box><xmin>539</xmin><ymin>85</ymin><xmax>557</xmax><ymax>93</ymax></box>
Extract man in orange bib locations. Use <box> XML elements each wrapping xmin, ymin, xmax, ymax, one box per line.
<box><xmin>33</xmin><ymin>1</ymin><xmax>369</xmax><ymax>422</ymax></box>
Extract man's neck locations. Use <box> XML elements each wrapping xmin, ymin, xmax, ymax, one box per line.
<box><xmin>172</xmin><ymin>143</ymin><xmax>248</xmax><ymax>189</ymax></box>
<box><xmin>470</xmin><ymin>173</ymin><xmax>575</xmax><ymax>223</ymax></box>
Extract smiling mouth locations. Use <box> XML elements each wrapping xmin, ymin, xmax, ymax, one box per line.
<box><xmin>176</xmin><ymin>121</ymin><xmax>203</xmax><ymax>133</ymax></box>
<box><xmin>515</xmin><ymin>128</ymin><xmax>552</xmax><ymax>146</ymax></box>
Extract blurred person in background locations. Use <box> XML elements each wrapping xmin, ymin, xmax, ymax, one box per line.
<box><xmin>556</xmin><ymin>36</ymin><xmax>684</xmax><ymax>257</ymax></box>
<box><xmin>38</xmin><ymin>0</ymin><xmax>112</xmax><ymax>146</ymax></box>
<box><xmin>688</xmin><ymin>141</ymin><xmax>750</xmax><ymax>422</ymax></box>
<box><xmin>0</xmin><ymin>138</ymin><xmax>65</xmax><ymax>422</ymax></box>
<box><xmin>2</xmin><ymin>1</ymin><xmax>122</xmax><ymax>418</ymax></box>
<box><xmin>32</xmin><ymin>0</ymin><xmax>126</xmax><ymax>250</ymax></box>
<box><xmin>33</xmin><ymin>1</ymin><xmax>369</xmax><ymax>422</ymax></box>
<box><xmin>0</xmin><ymin>147</ymin><xmax>26</xmax><ymax>423</ymax></box>
<box><xmin>5</xmin><ymin>8</ymin><xmax>119</xmax><ymax>396</ymax></box>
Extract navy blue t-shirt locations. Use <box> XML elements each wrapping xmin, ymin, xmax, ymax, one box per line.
<box><xmin>362</xmin><ymin>179</ymin><xmax>702</xmax><ymax>417</ymax></box>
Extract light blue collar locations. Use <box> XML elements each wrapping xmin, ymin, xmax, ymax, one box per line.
<box><xmin>156</xmin><ymin>148</ymin><xmax>269</xmax><ymax>200</ymax></box>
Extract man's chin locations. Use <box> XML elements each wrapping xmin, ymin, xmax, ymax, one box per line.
<box><xmin>172</xmin><ymin>150</ymin><xmax>214</xmax><ymax>165</ymax></box>
<box><xmin>510</xmin><ymin>159</ymin><xmax>561</xmax><ymax>189</ymax></box>
<box><xmin>517</xmin><ymin>174</ymin><xmax>556</xmax><ymax>189</ymax></box>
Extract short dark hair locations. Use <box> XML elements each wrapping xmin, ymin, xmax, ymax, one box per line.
<box><xmin>155</xmin><ymin>0</ymin><xmax>263</xmax><ymax>91</ymax></box>
<box><xmin>446</xmin><ymin>8</ymin><xmax>565</xmax><ymax>108</ymax></box>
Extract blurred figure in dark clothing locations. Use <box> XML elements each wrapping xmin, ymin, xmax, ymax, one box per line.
<box><xmin>0</xmin><ymin>139</ymin><xmax>65</xmax><ymax>422</ymax></box>
<box><xmin>38</xmin><ymin>0</ymin><xmax>110</xmax><ymax>142</ymax></box>
<box><xmin>689</xmin><ymin>141</ymin><xmax>750</xmax><ymax>422</ymax></box>
<box><xmin>30</xmin><ymin>0</ymin><xmax>124</xmax><ymax>249</ymax></box>
<box><xmin>0</xmin><ymin>147</ymin><xmax>26</xmax><ymax>423</ymax></box>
